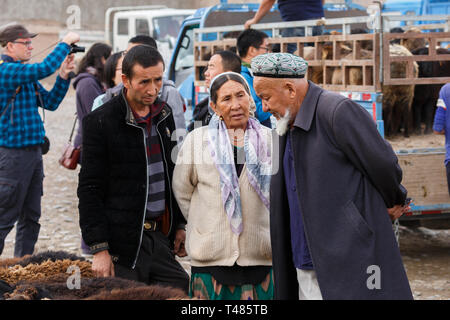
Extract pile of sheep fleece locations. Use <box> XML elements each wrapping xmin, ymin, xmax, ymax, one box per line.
<box><xmin>0</xmin><ymin>257</ymin><xmax>94</xmax><ymax>285</ymax></box>
<box><xmin>0</xmin><ymin>251</ymin><xmax>189</xmax><ymax>300</ymax></box>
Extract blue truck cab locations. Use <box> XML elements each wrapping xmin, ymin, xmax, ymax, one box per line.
<box><xmin>381</xmin><ymin>0</ymin><xmax>450</xmax><ymax>32</ymax></box>
<box><xmin>382</xmin><ymin>0</ymin><xmax>450</xmax><ymax>16</ymax></box>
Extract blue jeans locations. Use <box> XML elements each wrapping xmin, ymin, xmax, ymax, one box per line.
<box><xmin>281</xmin><ymin>25</ymin><xmax>324</xmax><ymax>54</ymax></box>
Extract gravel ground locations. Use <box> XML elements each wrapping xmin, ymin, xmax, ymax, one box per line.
<box><xmin>1</xmin><ymin>89</ymin><xmax>448</xmax><ymax>300</ymax></box>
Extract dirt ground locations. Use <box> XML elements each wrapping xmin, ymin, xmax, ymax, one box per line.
<box><xmin>388</xmin><ymin>132</ymin><xmax>445</xmax><ymax>150</ymax></box>
<box><xmin>398</xmin><ymin>226</ymin><xmax>450</xmax><ymax>300</ymax></box>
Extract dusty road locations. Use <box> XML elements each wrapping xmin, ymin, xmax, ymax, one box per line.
<box><xmin>399</xmin><ymin>226</ymin><xmax>449</xmax><ymax>300</ymax></box>
<box><xmin>1</xmin><ymin>89</ymin><xmax>449</xmax><ymax>300</ymax></box>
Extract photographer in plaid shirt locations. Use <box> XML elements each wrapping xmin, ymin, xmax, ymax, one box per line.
<box><xmin>0</xmin><ymin>25</ymin><xmax>79</xmax><ymax>257</ymax></box>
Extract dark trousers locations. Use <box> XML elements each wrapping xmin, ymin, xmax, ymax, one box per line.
<box><xmin>0</xmin><ymin>146</ymin><xmax>43</xmax><ymax>257</ymax></box>
<box><xmin>447</xmin><ymin>163</ymin><xmax>450</xmax><ymax>196</ymax></box>
<box><xmin>114</xmin><ymin>231</ymin><xmax>190</xmax><ymax>294</ymax></box>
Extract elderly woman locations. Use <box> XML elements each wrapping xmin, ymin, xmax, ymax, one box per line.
<box><xmin>173</xmin><ymin>72</ymin><xmax>273</xmax><ymax>300</ymax></box>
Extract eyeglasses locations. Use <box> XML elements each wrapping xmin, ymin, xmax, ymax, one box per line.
<box><xmin>13</xmin><ymin>41</ymin><xmax>32</xmax><ymax>47</ymax></box>
<box><xmin>258</xmin><ymin>46</ymin><xmax>270</xmax><ymax>52</ymax></box>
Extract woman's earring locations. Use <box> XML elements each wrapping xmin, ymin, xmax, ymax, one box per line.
<box><xmin>219</xmin><ymin>115</ymin><xmax>224</xmax><ymax>121</ymax></box>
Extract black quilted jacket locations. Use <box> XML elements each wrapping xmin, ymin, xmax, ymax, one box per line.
<box><xmin>77</xmin><ymin>92</ymin><xmax>185</xmax><ymax>268</ymax></box>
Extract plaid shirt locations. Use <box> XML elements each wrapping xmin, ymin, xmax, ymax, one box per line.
<box><xmin>0</xmin><ymin>42</ymin><xmax>71</xmax><ymax>148</ymax></box>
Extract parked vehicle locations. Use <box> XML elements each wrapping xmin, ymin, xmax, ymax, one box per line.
<box><xmin>106</xmin><ymin>6</ymin><xmax>195</xmax><ymax>65</ymax></box>
<box><xmin>168</xmin><ymin>1</ymin><xmax>450</xmax><ymax>227</ymax></box>
<box><xmin>58</xmin><ymin>6</ymin><xmax>195</xmax><ymax>67</ymax></box>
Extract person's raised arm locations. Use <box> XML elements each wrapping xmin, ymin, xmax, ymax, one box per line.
<box><xmin>0</xmin><ymin>32</ymin><xmax>79</xmax><ymax>88</ymax></box>
<box><xmin>244</xmin><ymin>0</ymin><xmax>276</xmax><ymax>29</ymax></box>
<box><xmin>33</xmin><ymin>53</ymin><xmax>76</xmax><ymax>112</ymax></box>
<box><xmin>61</xmin><ymin>32</ymin><xmax>80</xmax><ymax>47</ymax></box>
<box><xmin>57</xmin><ymin>31</ymin><xmax>80</xmax><ymax>81</ymax></box>
<box><xmin>58</xmin><ymin>52</ymin><xmax>76</xmax><ymax>80</ymax></box>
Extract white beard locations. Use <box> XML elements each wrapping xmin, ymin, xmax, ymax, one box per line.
<box><xmin>275</xmin><ymin>109</ymin><xmax>291</xmax><ymax>136</ymax></box>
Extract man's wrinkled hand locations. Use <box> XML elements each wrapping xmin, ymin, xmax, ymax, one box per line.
<box><xmin>92</xmin><ymin>250</ymin><xmax>115</xmax><ymax>278</ymax></box>
<box><xmin>387</xmin><ymin>203</ymin><xmax>410</xmax><ymax>221</ymax></box>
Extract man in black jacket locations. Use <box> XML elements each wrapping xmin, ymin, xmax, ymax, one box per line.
<box><xmin>78</xmin><ymin>45</ymin><xmax>189</xmax><ymax>292</ymax></box>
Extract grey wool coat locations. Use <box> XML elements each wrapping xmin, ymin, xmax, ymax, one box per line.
<box><xmin>270</xmin><ymin>81</ymin><xmax>413</xmax><ymax>300</ymax></box>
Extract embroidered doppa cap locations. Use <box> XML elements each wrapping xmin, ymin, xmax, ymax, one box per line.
<box><xmin>251</xmin><ymin>53</ymin><xmax>308</xmax><ymax>78</ymax></box>
<box><xmin>0</xmin><ymin>25</ymin><xmax>37</xmax><ymax>47</ymax></box>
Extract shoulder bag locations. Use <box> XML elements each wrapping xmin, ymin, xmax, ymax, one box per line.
<box><xmin>59</xmin><ymin>114</ymin><xmax>80</xmax><ymax>170</ymax></box>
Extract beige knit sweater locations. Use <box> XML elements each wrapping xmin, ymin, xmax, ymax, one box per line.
<box><xmin>173</xmin><ymin>126</ymin><xmax>273</xmax><ymax>268</ymax></box>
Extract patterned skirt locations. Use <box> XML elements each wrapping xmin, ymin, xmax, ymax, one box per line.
<box><xmin>189</xmin><ymin>269</ymin><xmax>274</xmax><ymax>300</ymax></box>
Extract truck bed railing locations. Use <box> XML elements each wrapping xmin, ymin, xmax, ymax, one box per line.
<box><xmin>382</xmin><ymin>32</ymin><xmax>450</xmax><ymax>85</ymax></box>
<box><xmin>194</xmin><ymin>15</ymin><xmax>371</xmax><ymax>40</ymax></box>
<box><xmin>193</xmin><ymin>14</ymin><xmax>450</xmax><ymax>92</ymax></box>
<box><xmin>382</xmin><ymin>14</ymin><xmax>450</xmax><ymax>33</ymax></box>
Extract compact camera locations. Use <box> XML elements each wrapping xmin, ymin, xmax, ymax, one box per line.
<box><xmin>69</xmin><ymin>44</ymin><xmax>85</xmax><ymax>55</ymax></box>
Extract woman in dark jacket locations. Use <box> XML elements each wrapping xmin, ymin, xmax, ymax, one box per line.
<box><xmin>73</xmin><ymin>42</ymin><xmax>111</xmax><ymax>255</ymax></box>
<box><xmin>73</xmin><ymin>43</ymin><xmax>111</xmax><ymax>150</ymax></box>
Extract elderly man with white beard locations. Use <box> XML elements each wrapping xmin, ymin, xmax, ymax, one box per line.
<box><xmin>252</xmin><ymin>53</ymin><xmax>413</xmax><ymax>300</ymax></box>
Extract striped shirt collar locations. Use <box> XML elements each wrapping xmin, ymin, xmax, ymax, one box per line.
<box><xmin>121</xmin><ymin>87</ymin><xmax>165</xmax><ymax>125</ymax></box>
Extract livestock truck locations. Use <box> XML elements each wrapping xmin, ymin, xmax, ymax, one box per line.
<box><xmin>167</xmin><ymin>1</ymin><xmax>450</xmax><ymax>231</ymax></box>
